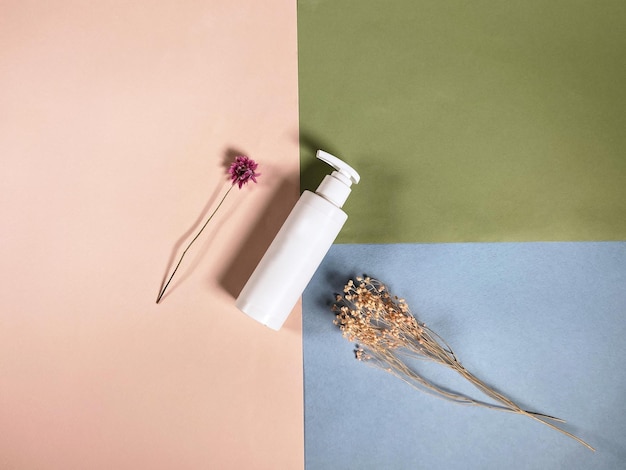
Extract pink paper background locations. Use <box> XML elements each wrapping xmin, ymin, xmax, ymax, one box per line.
<box><xmin>0</xmin><ymin>1</ymin><xmax>302</xmax><ymax>469</ymax></box>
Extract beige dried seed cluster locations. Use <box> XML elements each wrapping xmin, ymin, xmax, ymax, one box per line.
<box><xmin>332</xmin><ymin>276</ymin><xmax>594</xmax><ymax>452</ymax></box>
<box><xmin>336</xmin><ymin>281</ymin><xmax>418</xmax><ymax>350</ymax></box>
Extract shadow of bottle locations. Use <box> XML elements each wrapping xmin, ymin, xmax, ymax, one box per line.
<box><xmin>218</xmin><ymin>174</ymin><xmax>299</xmax><ymax>301</ymax></box>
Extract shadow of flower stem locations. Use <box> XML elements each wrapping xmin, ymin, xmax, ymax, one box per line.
<box><xmin>156</xmin><ymin>185</ymin><xmax>233</xmax><ymax>303</ymax></box>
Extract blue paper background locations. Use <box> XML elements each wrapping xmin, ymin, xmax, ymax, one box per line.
<box><xmin>303</xmin><ymin>242</ymin><xmax>626</xmax><ymax>469</ymax></box>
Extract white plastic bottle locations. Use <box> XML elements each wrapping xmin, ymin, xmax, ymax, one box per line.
<box><xmin>236</xmin><ymin>150</ymin><xmax>360</xmax><ymax>330</ymax></box>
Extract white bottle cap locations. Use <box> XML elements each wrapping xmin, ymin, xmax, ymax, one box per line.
<box><xmin>314</xmin><ymin>150</ymin><xmax>360</xmax><ymax>208</ymax></box>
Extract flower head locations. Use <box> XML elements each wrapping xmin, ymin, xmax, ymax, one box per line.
<box><xmin>228</xmin><ymin>155</ymin><xmax>260</xmax><ymax>188</ymax></box>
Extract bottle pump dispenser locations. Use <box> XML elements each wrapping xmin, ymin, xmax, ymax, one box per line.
<box><xmin>236</xmin><ymin>150</ymin><xmax>360</xmax><ymax>330</ymax></box>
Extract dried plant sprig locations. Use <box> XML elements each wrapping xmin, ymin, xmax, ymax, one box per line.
<box><xmin>333</xmin><ymin>276</ymin><xmax>594</xmax><ymax>451</ymax></box>
<box><xmin>156</xmin><ymin>156</ymin><xmax>260</xmax><ymax>303</ymax></box>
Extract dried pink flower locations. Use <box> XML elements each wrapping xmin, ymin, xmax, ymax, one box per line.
<box><xmin>228</xmin><ymin>155</ymin><xmax>260</xmax><ymax>188</ymax></box>
<box><xmin>156</xmin><ymin>155</ymin><xmax>260</xmax><ymax>303</ymax></box>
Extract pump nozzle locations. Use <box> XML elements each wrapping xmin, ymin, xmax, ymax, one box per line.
<box><xmin>314</xmin><ymin>150</ymin><xmax>360</xmax><ymax>208</ymax></box>
<box><xmin>316</xmin><ymin>150</ymin><xmax>360</xmax><ymax>185</ymax></box>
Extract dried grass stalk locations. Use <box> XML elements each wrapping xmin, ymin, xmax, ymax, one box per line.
<box><xmin>333</xmin><ymin>276</ymin><xmax>594</xmax><ymax>451</ymax></box>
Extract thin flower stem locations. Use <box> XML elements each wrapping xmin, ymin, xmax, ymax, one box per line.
<box><xmin>156</xmin><ymin>185</ymin><xmax>233</xmax><ymax>303</ymax></box>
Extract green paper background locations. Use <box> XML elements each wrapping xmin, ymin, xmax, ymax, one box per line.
<box><xmin>298</xmin><ymin>0</ymin><xmax>626</xmax><ymax>243</ymax></box>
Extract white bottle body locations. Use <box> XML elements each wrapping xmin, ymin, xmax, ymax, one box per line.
<box><xmin>236</xmin><ymin>190</ymin><xmax>347</xmax><ymax>330</ymax></box>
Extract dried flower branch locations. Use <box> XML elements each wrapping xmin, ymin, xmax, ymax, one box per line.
<box><xmin>333</xmin><ymin>276</ymin><xmax>594</xmax><ymax>451</ymax></box>
<box><xmin>156</xmin><ymin>156</ymin><xmax>260</xmax><ymax>303</ymax></box>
